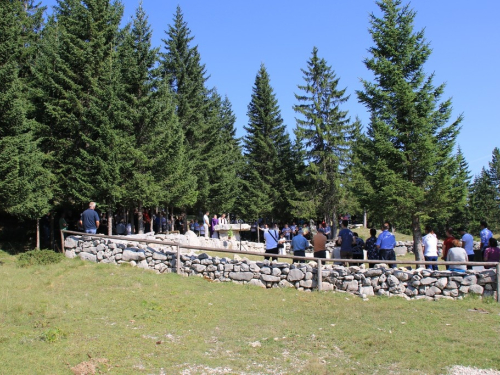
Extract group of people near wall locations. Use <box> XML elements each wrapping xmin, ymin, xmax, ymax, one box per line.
<box><xmin>425</xmin><ymin>221</ymin><xmax>500</xmax><ymax>271</ymax></box>
<box><xmin>260</xmin><ymin>218</ymin><xmax>500</xmax><ymax>270</ymax></box>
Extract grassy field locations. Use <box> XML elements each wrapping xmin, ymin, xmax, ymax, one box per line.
<box><xmin>1</xmin><ymin>249</ymin><xmax>499</xmax><ymax>375</ymax></box>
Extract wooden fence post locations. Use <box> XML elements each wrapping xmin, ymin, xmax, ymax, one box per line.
<box><xmin>176</xmin><ymin>244</ymin><xmax>181</xmax><ymax>275</ymax></box>
<box><xmin>496</xmin><ymin>263</ymin><xmax>500</xmax><ymax>303</ymax></box>
<box><xmin>317</xmin><ymin>259</ymin><xmax>323</xmax><ymax>291</ymax></box>
<box><xmin>60</xmin><ymin>230</ymin><xmax>65</xmax><ymax>254</ymax></box>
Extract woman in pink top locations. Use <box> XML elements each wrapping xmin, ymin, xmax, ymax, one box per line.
<box><xmin>484</xmin><ymin>237</ymin><xmax>500</xmax><ymax>268</ymax></box>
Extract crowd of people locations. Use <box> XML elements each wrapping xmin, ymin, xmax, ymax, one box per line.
<box><xmin>258</xmin><ymin>219</ymin><xmax>500</xmax><ymax>271</ymax></box>
<box><xmin>54</xmin><ymin>203</ymin><xmax>500</xmax><ymax>271</ymax></box>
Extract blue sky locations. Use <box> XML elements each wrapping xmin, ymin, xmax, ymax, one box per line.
<box><xmin>43</xmin><ymin>0</ymin><xmax>500</xmax><ymax>177</ymax></box>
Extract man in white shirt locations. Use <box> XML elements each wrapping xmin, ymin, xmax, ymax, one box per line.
<box><xmin>203</xmin><ymin>211</ymin><xmax>210</xmax><ymax>238</ymax></box>
<box><xmin>422</xmin><ymin>225</ymin><xmax>438</xmax><ymax>270</ymax></box>
<box><xmin>219</xmin><ymin>213</ymin><xmax>228</xmax><ymax>225</ymax></box>
<box><xmin>459</xmin><ymin>227</ymin><xmax>474</xmax><ymax>269</ymax></box>
<box><xmin>264</xmin><ymin>223</ymin><xmax>280</xmax><ymax>261</ymax></box>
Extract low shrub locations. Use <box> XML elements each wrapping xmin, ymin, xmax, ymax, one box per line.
<box><xmin>40</xmin><ymin>327</ymin><xmax>67</xmax><ymax>343</ymax></box>
<box><xmin>17</xmin><ymin>249</ymin><xmax>63</xmax><ymax>268</ymax></box>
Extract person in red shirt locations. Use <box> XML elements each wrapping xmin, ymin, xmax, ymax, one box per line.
<box><xmin>441</xmin><ymin>228</ymin><xmax>455</xmax><ymax>269</ymax></box>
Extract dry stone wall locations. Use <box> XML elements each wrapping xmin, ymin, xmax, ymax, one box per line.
<box><xmin>64</xmin><ymin>235</ymin><xmax>497</xmax><ymax>301</ymax></box>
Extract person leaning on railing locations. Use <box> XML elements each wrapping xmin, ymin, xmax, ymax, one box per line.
<box><xmin>446</xmin><ymin>239</ymin><xmax>468</xmax><ymax>272</ymax></box>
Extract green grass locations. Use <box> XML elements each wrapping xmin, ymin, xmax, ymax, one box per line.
<box><xmin>352</xmin><ymin>226</ymin><xmax>414</xmax><ymax>242</ymax></box>
<box><xmin>1</xmin><ymin>249</ymin><xmax>499</xmax><ymax>374</ymax></box>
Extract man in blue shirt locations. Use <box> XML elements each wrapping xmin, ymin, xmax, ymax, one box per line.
<box><xmin>291</xmin><ymin>229</ymin><xmax>310</xmax><ymax>263</ymax></box>
<box><xmin>480</xmin><ymin>221</ymin><xmax>493</xmax><ymax>259</ymax></box>
<box><xmin>376</xmin><ymin>222</ymin><xmax>396</xmax><ymax>268</ymax></box>
<box><xmin>282</xmin><ymin>224</ymin><xmax>292</xmax><ymax>241</ymax></box>
<box><xmin>79</xmin><ymin>202</ymin><xmax>100</xmax><ymax>234</ymax></box>
<box><xmin>337</xmin><ymin>220</ymin><xmax>355</xmax><ymax>265</ymax></box>
<box><xmin>324</xmin><ymin>223</ymin><xmax>332</xmax><ymax>240</ymax></box>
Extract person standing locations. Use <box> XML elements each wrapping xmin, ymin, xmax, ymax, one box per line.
<box><xmin>422</xmin><ymin>225</ymin><xmax>438</xmax><ymax>270</ymax></box>
<box><xmin>59</xmin><ymin>212</ymin><xmax>68</xmax><ymax>232</ymax></box>
<box><xmin>324</xmin><ymin>222</ymin><xmax>332</xmax><ymax>240</ymax></box>
<box><xmin>483</xmin><ymin>237</ymin><xmax>500</xmax><ymax>268</ymax></box>
<box><xmin>480</xmin><ymin>221</ymin><xmax>493</xmax><ymax>260</ymax></box>
<box><xmin>312</xmin><ymin>224</ymin><xmax>328</xmax><ymax>259</ymax></box>
<box><xmin>351</xmin><ymin>232</ymin><xmax>365</xmax><ymax>261</ymax></box>
<box><xmin>250</xmin><ymin>221</ymin><xmax>257</xmax><ymax>242</ymax></box>
<box><xmin>219</xmin><ymin>214</ymin><xmax>228</xmax><ymax>225</ymax></box>
<box><xmin>264</xmin><ymin>223</ymin><xmax>280</xmax><ymax>261</ymax></box>
<box><xmin>337</xmin><ymin>220</ymin><xmax>355</xmax><ymax>265</ymax></box>
<box><xmin>441</xmin><ymin>228</ymin><xmax>455</xmax><ymax>265</ymax></box>
<box><xmin>364</xmin><ymin>228</ymin><xmax>379</xmax><ymax>266</ymax></box>
<box><xmin>282</xmin><ymin>223</ymin><xmax>291</xmax><ymax>241</ymax></box>
<box><xmin>290</xmin><ymin>222</ymin><xmax>297</xmax><ymax>239</ymax></box>
<box><xmin>291</xmin><ymin>228</ymin><xmax>309</xmax><ymax>263</ymax></box>
<box><xmin>79</xmin><ymin>202</ymin><xmax>100</xmax><ymax>234</ymax></box>
<box><xmin>211</xmin><ymin>214</ymin><xmax>218</xmax><ymax>238</ymax></box>
<box><xmin>193</xmin><ymin>220</ymin><xmax>200</xmax><ymax>236</ymax></box>
<box><xmin>459</xmin><ymin>227</ymin><xmax>475</xmax><ymax>269</ymax></box>
<box><xmin>376</xmin><ymin>222</ymin><xmax>396</xmax><ymax>268</ymax></box>
<box><xmin>203</xmin><ymin>211</ymin><xmax>210</xmax><ymax>238</ymax></box>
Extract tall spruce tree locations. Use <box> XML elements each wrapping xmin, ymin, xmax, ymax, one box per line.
<box><xmin>34</xmin><ymin>0</ymin><xmax>128</xmax><ymax>225</ymax></box>
<box><xmin>118</xmin><ymin>4</ymin><xmax>195</xmax><ymax>232</ymax></box>
<box><xmin>447</xmin><ymin>147</ymin><xmax>471</xmax><ymax>229</ymax></box>
<box><xmin>468</xmin><ymin>148</ymin><xmax>500</xmax><ymax>233</ymax></box>
<box><xmin>0</xmin><ymin>0</ymin><xmax>53</xmax><ymax>241</ymax></box>
<box><xmin>469</xmin><ymin>168</ymin><xmax>498</xmax><ymax>233</ymax></box>
<box><xmin>160</xmin><ymin>6</ymin><xmax>213</xmax><ymax>209</ymax></box>
<box><xmin>356</xmin><ymin>0</ymin><xmax>462</xmax><ymax>260</ymax></box>
<box><xmin>203</xmin><ymin>91</ymin><xmax>243</xmax><ymax>213</ymax></box>
<box><xmin>242</xmin><ymin>64</ymin><xmax>294</xmax><ymax>221</ymax></box>
<box><xmin>293</xmin><ymin>47</ymin><xmax>355</xmax><ymax>230</ymax></box>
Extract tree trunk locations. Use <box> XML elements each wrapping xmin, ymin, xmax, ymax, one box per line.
<box><xmin>50</xmin><ymin>213</ymin><xmax>54</xmax><ymax>249</ymax></box>
<box><xmin>107</xmin><ymin>208</ymin><xmax>113</xmax><ymax>236</ymax></box>
<box><xmin>412</xmin><ymin>214</ymin><xmax>424</xmax><ymax>262</ymax></box>
<box><xmin>36</xmin><ymin>218</ymin><xmax>40</xmax><ymax>249</ymax></box>
<box><xmin>129</xmin><ymin>207</ymin><xmax>135</xmax><ymax>234</ymax></box>
<box><xmin>257</xmin><ymin>215</ymin><xmax>260</xmax><ymax>243</ymax></box>
<box><xmin>363</xmin><ymin>209</ymin><xmax>367</xmax><ymax>228</ymax></box>
<box><xmin>138</xmin><ymin>201</ymin><xmax>144</xmax><ymax>234</ymax></box>
<box><xmin>332</xmin><ymin>208</ymin><xmax>338</xmax><ymax>239</ymax></box>
<box><xmin>150</xmin><ymin>208</ymin><xmax>154</xmax><ymax>233</ymax></box>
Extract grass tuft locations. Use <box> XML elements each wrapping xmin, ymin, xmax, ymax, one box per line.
<box><xmin>17</xmin><ymin>249</ymin><xmax>63</xmax><ymax>268</ymax></box>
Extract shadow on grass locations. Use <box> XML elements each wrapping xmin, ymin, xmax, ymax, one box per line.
<box><xmin>0</xmin><ymin>220</ymin><xmax>35</xmax><ymax>255</ymax></box>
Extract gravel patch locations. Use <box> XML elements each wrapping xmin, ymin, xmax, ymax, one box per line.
<box><xmin>447</xmin><ymin>366</ymin><xmax>500</xmax><ymax>375</ymax></box>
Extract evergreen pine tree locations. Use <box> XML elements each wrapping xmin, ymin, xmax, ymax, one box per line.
<box><xmin>0</xmin><ymin>0</ymin><xmax>53</xmax><ymax>225</ymax></box>
<box><xmin>160</xmin><ymin>6</ymin><xmax>213</xmax><ymax>209</ymax></box>
<box><xmin>293</xmin><ymin>47</ymin><xmax>355</xmax><ymax>228</ymax></box>
<box><xmin>356</xmin><ymin>0</ymin><xmax>462</xmax><ymax>260</ymax></box>
<box><xmin>447</xmin><ymin>146</ymin><xmax>471</xmax><ymax>229</ymax></box>
<box><xmin>203</xmin><ymin>92</ymin><xmax>243</xmax><ymax>214</ymax></box>
<box><xmin>242</xmin><ymin>64</ymin><xmax>294</xmax><ymax>221</ymax></box>
<box><xmin>34</xmin><ymin>0</ymin><xmax>127</xmax><ymax>225</ymax></box>
<box><xmin>469</xmin><ymin>168</ymin><xmax>498</xmax><ymax>233</ymax></box>
<box><xmin>118</xmin><ymin>4</ymin><xmax>196</xmax><ymax>232</ymax></box>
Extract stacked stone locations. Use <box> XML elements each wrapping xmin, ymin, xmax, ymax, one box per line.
<box><xmin>322</xmin><ymin>266</ymin><xmax>496</xmax><ymax>300</ymax></box>
<box><xmin>64</xmin><ymin>235</ymin><xmax>177</xmax><ymax>272</ymax></box>
<box><xmin>64</xmin><ymin>235</ymin><xmax>497</xmax><ymax>301</ymax></box>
